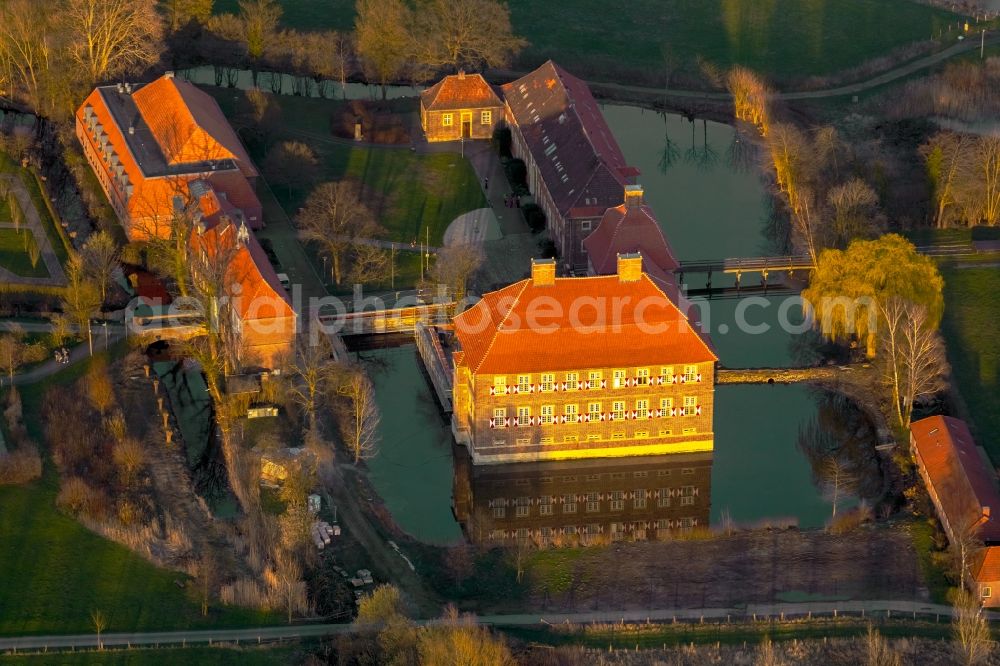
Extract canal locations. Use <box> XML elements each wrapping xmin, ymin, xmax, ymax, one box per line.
<box><xmin>355</xmin><ymin>103</ymin><xmax>880</xmax><ymax>542</ymax></box>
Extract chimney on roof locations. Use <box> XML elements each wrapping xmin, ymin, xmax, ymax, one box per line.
<box><xmin>124</xmin><ymin>83</ymin><xmax>132</xmax><ymax>94</ymax></box>
<box><xmin>617</xmin><ymin>253</ymin><xmax>643</xmax><ymax>283</ymax></box>
<box><xmin>128</xmin><ymin>126</ymin><xmax>135</xmax><ymax>135</ymax></box>
<box><xmin>531</xmin><ymin>258</ymin><xmax>556</xmax><ymax>286</ymax></box>
<box><xmin>164</xmin><ymin>71</ymin><xmax>175</xmax><ymax>79</ymax></box>
<box><xmin>624</xmin><ymin>184</ymin><xmax>644</xmax><ymax>208</ymax></box>
<box><xmin>457</xmin><ymin>70</ymin><xmax>466</xmax><ymax>80</ymax></box>
<box><xmin>986</xmin><ymin>507</ymin><xmax>992</xmax><ymax>519</ymax></box>
<box><xmin>117</xmin><ymin>83</ymin><xmax>125</xmax><ymax>94</ymax></box>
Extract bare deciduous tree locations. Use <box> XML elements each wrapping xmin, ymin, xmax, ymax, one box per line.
<box><xmin>239</xmin><ymin>0</ymin><xmax>282</xmax><ymax>63</ymax></box>
<box><xmin>0</xmin><ymin>1</ymin><xmax>55</xmax><ymax>111</ymax></box>
<box><xmin>727</xmin><ymin>66</ymin><xmax>771</xmax><ymax>136</ymax></box>
<box><xmin>865</xmin><ymin>625</ymin><xmax>901</xmax><ymax>666</ymax></box>
<box><xmin>90</xmin><ymin>609</ymin><xmax>107</xmax><ymax>650</ymax></box>
<box><xmin>63</xmin><ymin>0</ymin><xmax>165</xmax><ymax>84</ymax></box>
<box><xmin>827</xmin><ymin>178</ymin><xmax>881</xmax><ymax>248</ymax></box>
<box><xmin>431</xmin><ymin>243</ymin><xmax>484</xmax><ymax>308</ymax></box>
<box><xmin>163</xmin><ymin>0</ymin><xmax>215</xmax><ymax>31</ymax></box>
<box><xmin>0</xmin><ymin>333</ymin><xmax>29</xmax><ymax>385</ymax></box>
<box><xmin>286</xmin><ymin>336</ymin><xmax>337</xmax><ymax>434</ymax></box>
<box><xmin>349</xmin><ymin>243</ymin><xmax>391</xmax><ymax>285</ymax></box>
<box><xmin>337</xmin><ymin>368</ymin><xmax>380</xmax><ymax>463</ymax></box>
<box><xmin>80</xmin><ymin>230</ymin><xmax>121</xmax><ymax>302</ymax></box>
<box><xmin>876</xmin><ymin>298</ymin><xmax>948</xmax><ymax>429</ymax></box>
<box><xmin>355</xmin><ymin>0</ymin><xmax>412</xmax><ymax>100</ymax></box>
<box><xmin>62</xmin><ymin>255</ymin><xmax>103</xmax><ymax>355</ymax></box>
<box><xmin>263</xmin><ymin>140</ymin><xmax>317</xmax><ymax>198</ymax></box>
<box><xmin>921</xmin><ymin>132</ymin><xmax>970</xmax><ymax>228</ymax></box>
<box><xmin>411</xmin><ymin>0</ymin><xmax>526</xmax><ymax>73</ymax></box>
<box><xmin>297</xmin><ymin>180</ymin><xmax>378</xmax><ymax>286</ymax></box>
<box><xmin>954</xmin><ymin>590</ymin><xmax>993</xmax><ymax>666</ymax></box>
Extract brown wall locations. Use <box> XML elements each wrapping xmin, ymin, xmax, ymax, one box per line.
<box><xmin>460</xmin><ymin>361</ymin><xmax>715</xmax><ymax>463</ymax></box>
<box><xmin>422</xmin><ymin>104</ymin><xmax>502</xmax><ymax>142</ymax></box>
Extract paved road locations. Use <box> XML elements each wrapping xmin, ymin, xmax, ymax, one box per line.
<box><xmin>0</xmin><ymin>320</ymin><xmax>124</xmax><ymax>388</ymax></box>
<box><xmin>1</xmin><ymin>600</ymin><xmax>994</xmax><ymax>651</ymax></box>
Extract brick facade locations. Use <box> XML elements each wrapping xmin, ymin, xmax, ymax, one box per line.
<box><xmin>420</xmin><ymin>72</ymin><xmax>503</xmax><ymax>143</ymax></box>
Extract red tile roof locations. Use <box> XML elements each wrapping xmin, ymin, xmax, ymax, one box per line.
<box><xmin>453</xmin><ymin>268</ymin><xmax>716</xmax><ymax>375</ymax></box>
<box><xmin>133</xmin><ymin>76</ymin><xmax>258</xmax><ymax>178</ymax></box>
<box><xmin>584</xmin><ymin>200</ymin><xmax>679</xmax><ymax>277</ymax></box>
<box><xmin>502</xmin><ymin>61</ymin><xmax>636</xmax><ymax>218</ymax></box>
<box><xmin>911</xmin><ymin>416</ymin><xmax>1000</xmax><ymax>548</ymax></box>
<box><xmin>421</xmin><ymin>72</ymin><xmax>502</xmax><ymax>111</ymax></box>
<box><xmin>974</xmin><ymin>548</ymin><xmax>1000</xmax><ymax>584</ymax></box>
<box><xmin>190</xmin><ymin>219</ymin><xmax>293</xmax><ymax>322</ymax></box>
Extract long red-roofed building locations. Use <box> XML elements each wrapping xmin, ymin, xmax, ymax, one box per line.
<box><xmin>189</xmin><ymin>210</ymin><xmax>296</xmax><ymax>369</ymax></box>
<box><xmin>911</xmin><ymin>415</ymin><xmax>1000</xmax><ymax>605</ymax></box>
<box><xmin>452</xmin><ymin>255</ymin><xmax>716</xmax><ymax>464</ymax></box>
<box><xmin>502</xmin><ymin>61</ymin><xmax>640</xmax><ymax>273</ymax></box>
<box><xmin>76</xmin><ymin>72</ymin><xmax>262</xmax><ymax>240</ymax></box>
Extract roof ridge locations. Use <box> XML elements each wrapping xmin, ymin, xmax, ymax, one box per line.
<box><xmin>472</xmin><ymin>278</ymin><xmax>531</xmax><ymax>373</ymax></box>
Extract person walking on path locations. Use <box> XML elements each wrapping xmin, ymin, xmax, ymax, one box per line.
<box><xmin>483</xmin><ymin>176</ymin><xmax>489</xmax><ymax>191</ymax></box>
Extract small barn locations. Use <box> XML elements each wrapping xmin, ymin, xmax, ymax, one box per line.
<box><xmin>420</xmin><ymin>71</ymin><xmax>503</xmax><ymax>142</ymax></box>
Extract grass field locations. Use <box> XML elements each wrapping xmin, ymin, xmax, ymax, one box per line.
<box><xmin>0</xmin><ymin>152</ymin><xmax>72</xmax><ymax>270</ymax></box>
<box><xmin>940</xmin><ymin>266</ymin><xmax>1000</xmax><ymax>462</ymax></box>
<box><xmin>214</xmin><ymin>0</ymin><xmax>958</xmax><ymax>81</ymax></box>
<box><xmin>0</xmin><ymin>228</ymin><xmax>48</xmax><ymax>278</ymax></box>
<box><xmin>203</xmin><ymin>87</ymin><xmax>484</xmax><ymax>287</ymax></box>
<box><xmin>0</xmin><ymin>350</ymin><xmax>277</xmax><ymax>636</ymax></box>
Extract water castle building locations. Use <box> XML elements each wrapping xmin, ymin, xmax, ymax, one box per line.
<box><xmin>451</xmin><ymin>255</ymin><xmax>716</xmax><ymax>464</ymax></box>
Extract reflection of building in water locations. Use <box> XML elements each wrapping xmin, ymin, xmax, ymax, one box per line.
<box><xmin>454</xmin><ymin>447</ymin><xmax>712</xmax><ymax>546</ymax></box>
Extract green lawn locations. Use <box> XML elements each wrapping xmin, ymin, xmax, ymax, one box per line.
<box><xmin>0</xmin><ymin>350</ymin><xmax>278</xmax><ymax>636</ymax></box>
<box><xmin>216</xmin><ymin>0</ymin><xmax>958</xmax><ymax>82</ymax></box>
<box><xmin>0</xmin><ymin>227</ymin><xmax>49</xmax><ymax>278</ymax></box>
<box><xmin>940</xmin><ymin>266</ymin><xmax>1000</xmax><ymax>461</ymax></box>
<box><xmin>0</xmin><ymin>152</ymin><xmax>72</xmax><ymax>270</ymax></box>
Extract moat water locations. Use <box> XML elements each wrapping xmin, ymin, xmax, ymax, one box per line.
<box><xmin>343</xmin><ymin>101</ymin><xmax>881</xmax><ymax>544</ymax></box>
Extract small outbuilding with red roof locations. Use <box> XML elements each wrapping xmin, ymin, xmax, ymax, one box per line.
<box><xmin>420</xmin><ymin>71</ymin><xmax>503</xmax><ymax>142</ymax></box>
<box><xmin>911</xmin><ymin>415</ymin><xmax>1000</xmax><ymax>605</ymax></box>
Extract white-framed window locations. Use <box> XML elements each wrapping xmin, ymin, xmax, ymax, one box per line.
<box><xmin>516</xmin><ymin>437</ymin><xmax>530</xmax><ymax>446</ymax></box>
<box><xmin>588</xmin><ymin>402</ymin><xmax>601</xmax><ymax>421</ymax></box>
<box><xmin>586</xmin><ymin>433</ymin><xmax>600</xmax><ymax>441</ymax></box>
<box><xmin>660</xmin><ymin>397</ymin><xmax>673</xmax><ymax>415</ymax></box>
<box><xmin>565</xmin><ymin>372</ymin><xmax>579</xmax><ymax>390</ymax></box>
<box><xmin>517</xmin><ymin>374</ymin><xmax>531</xmax><ymax>393</ymax></box>
<box><xmin>983</xmin><ymin>586</ymin><xmax>993</xmax><ymax>598</ymax></box>
<box><xmin>564</xmin><ymin>403</ymin><xmax>578</xmax><ymax>421</ymax></box>
<box><xmin>516</xmin><ymin>505</ymin><xmax>530</xmax><ymax>518</ymax></box>
<box><xmin>683</xmin><ymin>365</ymin><xmax>698</xmax><ymax>382</ymax></box>
<box><xmin>540</xmin><ymin>373</ymin><xmax>555</xmax><ymax>392</ymax></box>
<box><xmin>661</xmin><ymin>366</ymin><xmax>675</xmax><ymax>381</ymax></box>
<box><xmin>492</xmin><ymin>506</ymin><xmax>505</xmax><ymax>518</ymax></box>
<box><xmin>658</xmin><ymin>490</ymin><xmax>671</xmax><ymax>508</ymax></box>
<box><xmin>635</xmin><ymin>399</ymin><xmax>649</xmax><ymax>419</ymax></box>
<box><xmin>493</xmin><ymin>407</ymin><xmax>507</xmax><ymax>428</ymax></box>
<box><xmin>585</xmin><ymin>492</ymin><xmax>600</xmax><ymax>513</ymax></box>
<box><xmin>613</xmin><ymin>369</ymin><xmax>627</xmax><ymax>388</ymax></box>
<box><xmin>517</xmin><ymin>406</ymin><xmax>531</xmax><ymax>426</ymax></box>
<box><xmin>563</xmin><ymin>496</ymin><xmax>577</xmax><ymax>514</ymax></box>
<box><xmin>683</xmin><ymin>427</ymin><xmax>697</xmax><ymax>435</ymax></box>
<box><xmin>611</xmin><ymin>432</ymin><xmax>625</xmax><ymax>440</ymax></box>
<box><xmin>683</xmin><ymin>396</ymin><xmax>697</xmax><ymax>416</ymax></box>
<box><xmin>563</xmin><ymin>434</ymin><xmax>579</xmax><ymax>443</ymax></box>
<box><xmin>634</xmin><ymin>489</ymin><xmax>647</xmax><ymax>509</ymax></box>
<box><xmin>635</xmin><ymin>430</ymin><xmax>649</xmax><ymax>439</ymax></box>
<box><xmin>581</xmin><ymin>220</ymin><xmax>592</xmax><ymax>232</ymax></box>
<box><xmin>540</xmin><ymin>404</ymin><xmax>555</xmax><ymax>425</ymax></box>
<box><xmin>612</xmin><ymin>401</ymin><xmax>625</xmax><ymax>421</ymax></box>
<box><xmin>493</xmin><ymin>376</ymin><xmax>507</xmax><ymax>392</ymax></box>
<box><xmin>682</xmin><ymin>468</ymin><xmax>695</xmax><ymax>476</ymax></box>
<box><xmin>442</xmin><ymin>113</ymin><xmax>453</xmax><ymax>126</ymax></box>
<box><xmin>609</xmin><ymin>491</ymin><xmax>625</xmax><ymax>511</ymax></box>
<box><xmin>680</xmin><ymin>496</ymin><xmax>695</xmax><ymax>506</ymax></box>
<box><xmin>540</xmin><ymin>436</ymin><xmax>554</xmax><ymax>445</ymax></box>
<box><xmin>481</xmin><ymin>110</ymin><xmax>492</xmax><ymax>124</ymax></box>
<box><xmin>636</xmin><ymin>368</ymin><xmax>651</xmax><ymax>385</ymax></box>
<box><xmin>540</xmin><ymin>504</ymin><xmax>553</xmax><ymax>516</ymax></box>
<box><xmin>587</xmin><ymin>370</ymin><xmax>602</xmax><ymax>386</ymax></box>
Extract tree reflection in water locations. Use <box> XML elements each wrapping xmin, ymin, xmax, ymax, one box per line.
<box><xmin>796</xmin><ymin>391</ymin><xmax>884</xmax><ymax>522</ymax></box>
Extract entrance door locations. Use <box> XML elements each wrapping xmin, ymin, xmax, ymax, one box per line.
<box><xmin>461</xmin><ymin>111</ymin><xmax>473</xmax><ymax>138</ymax></box>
